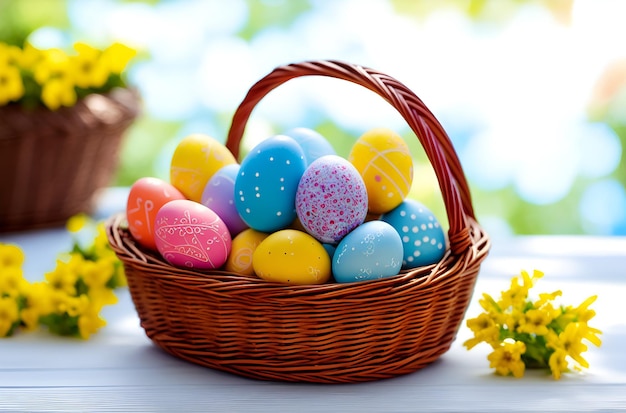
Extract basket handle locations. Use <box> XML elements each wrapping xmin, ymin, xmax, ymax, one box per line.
<box><xmin>226</xmin><ymin>60</ymin><xmax>475</xmax><ymax>255</ymax></box>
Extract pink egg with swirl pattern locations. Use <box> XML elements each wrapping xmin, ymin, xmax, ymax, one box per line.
<box><xmin>295</xmin><ymin>155</ymin><xmax>368</xmax><ymax>244</ymax></box>
<box><xmin>154</xmin><ymin>200</ymin><xmax>231</xmax><ymax>269</ymax></box>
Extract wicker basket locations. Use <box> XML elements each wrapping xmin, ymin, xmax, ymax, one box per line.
<box><xmin>106</xmin><ymin>60</ymin><xmax>490</xmax><ymax>383</ymax></box>
<box><xmin>0</xmin><ymin>88</ymin><xmax>140</xmax><ymax>232</ymax></box>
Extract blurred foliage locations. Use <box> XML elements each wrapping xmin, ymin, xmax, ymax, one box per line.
<box><xmin>0</xmin><ymin>0</ymin><xmax>68</xmax><ymax>45</ymax></box>
<box><xmin>1</xmin><ymin>0</ymin><xmax>624</xmax><ymax>236</ymax></box>
<box><xmin>238</xmin><ymin>0</ymin><xmax>312</xmax><ymax>40</ymax></box>
<box><xmin>391</xmin><ymin>0</ymin><xmax>574</xmax><ymax>24</ymax></box>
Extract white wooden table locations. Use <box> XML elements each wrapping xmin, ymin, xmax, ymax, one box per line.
<box><xmin>1</xmin><ymin>189</ymin><xmax>625</xmax><ymax>412</ymax></box>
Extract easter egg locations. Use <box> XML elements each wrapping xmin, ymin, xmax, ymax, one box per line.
<box><xmin>234</xmin><ymin>135</ymin><xmax>306</xmax><ymax>232</ymax></box>
<box><xmin>295</xmin><ymin>155</ymin><xmax>368</xmax><ymax>244</ymax></box>
<box><xmin>253</xmin><ymin>229</ymin><xmax>331</xmax><ymax>285</ymax></box>
<box><xmin>154</xmin><ymin>199</ymin><xmax>231</xmax><ymax>269</ymax></box>
<box><xmin>380</xmin><ymin>199</ymin><xmax>446</xmax><ymax>269</ymax></box>
<box><xmin>170</xmin><ymin>133</ymin><xmax>237</xmax><ymax>202</ymax></box>
<box><xmin>201</xmin><ymin>164</ymin><xmax>248</xmax><ymax>237</ymax></box>
<box><xmin>283</xmin><ymin>127</ymin><xmax>336</xmax><ymax>166</ymax></box>
<box><xmin>348</xmin><ymin>128</ymin><xmax>413</xmax><ymax>214</ymax></box>
<box><xmin>224</xmin><ymin>228</ymin><xmax>269</xmax><ymax>276</ymax></box>
<box><xmin>332</xmin><ymin>220</ymin><xmax>403</xmax><ymax>283</ymax></box>
<box><xmin>126</xmin><ymin>177</ymin><xmax>186</xmax><ymax>250</ymax></box>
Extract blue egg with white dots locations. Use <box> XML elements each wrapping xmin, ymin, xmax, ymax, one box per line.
<box><xmin>283</xmin><ymin>127</ymin><xmax>336</xmax><ymax>166</ymax></box>
<box><xmin>234</xmin><ymin>135</ymin><xmax>307</xmax><ymax>232</ymax></box>
<box><xmin>380</xmin><ymin>199</ymin><xmax>446</xmax><ymax>269</ymax></box>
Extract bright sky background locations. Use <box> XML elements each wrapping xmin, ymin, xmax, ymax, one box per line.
<box><xmin>29</xmin><ymin>0</ymin><xmax>626</xmax><ymax>236</ymax></box>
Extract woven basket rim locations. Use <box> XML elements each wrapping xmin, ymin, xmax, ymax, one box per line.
<box><xmin>0</xmin><ymin>87</ymin><xmax>140</xmax><ymax>138</ymax></box>
<box><xmin>107</xmin><ymin>212</ymin><xmax>490</xmax><ymax>296</ymax></box>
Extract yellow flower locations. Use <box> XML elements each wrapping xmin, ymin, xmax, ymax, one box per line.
<box><xmin>94</xmin><ymin>223</ymin><xmax>113</xmax><ymax>256</ymax></box>
<box><xmin>33</xmin><ymin>48</ymin><xmax>72</xmax><ymax>84</ymax></box>
<box><xmin>0</xmin><ymin>243</ymin><xmax>25</xmax><ymax>269</ymax></box>
<box><xmin>534</xmin><ymin>290</ymin><xmax>562</xmax><ymax>308</ymax></box>
<box><xmin>20</xmin><ymin>282</ymin><xmax>52</xmax><ymax>330</ymax></box>
<box><xmin>499</xmin><ymin>277</ymin><xmax>528</xmax><ymax>310</ymax></box>
<box><xmin>0</xmin><ymin>266</ymin><xmax>28</xmax><ymax>297</ymax></box>
<box><xmin>47</xmin><ymin>289</ymin><xmax>72</xmax><ymax>314</ymax></box>
<box><xmin>88</xmin><ymin>286</ymin><xmax>118</xmax><ymax>308</ymax></box>
<box><xmin>0</xmin><ymin>43</ymin><xmax>22</xmax><ymax>66</ymax></box>
<box><xmin>501</xmin><ymin>307</ymin><xmax>524</xmax><ymax>332</ymax></box>
<box><xmin>72</xmin><ymin>42</ymin><xmax>109</xmax><ymax>89</ymax></box>
<box><xmin>0</xmin><ymin>62</ymin><xmax>24</xmax><ymax>105</ymax></box>
<box><xmin>517</xmin><ymin>308</ymin><xmax>553</xmax><ymax>336</ymax></box>
<box><xmin>548</xmin><ymin>349</ymin><xmax>569</xmax><ymax>380</ymax></box>
<box><xmin>464</xmin><ymin>312</ymin><xmax>501</xmax><ymax>350</ymax></box>
<box><xmin>571</xmin><ymin>295</ymin><xmax>599</xmax><ymax>323</ymax></box>
<box><xmin>18</xmin><ymin>43</ymin><xmax>43</xmax><ymax>69</ymax></box>
<box><xmin>66</xmin><ymin>294</ymin><xmax>90</xmax><ymax>318</ymax></box>
<box><xmin>45</xmin><ymin>260</ymin><xmax>78</xmax><ymax>296</ymax></box>
<box><xmin>488</xmin><ymin>340</ymin><xmax>526</xmax><ymax>378</ymax></box>
<box><xmin>67</xmin><ymin>213</ymin><xmax>89</xmax><ymax>233</ymax></box>
<box><xmin>478</xmin><ymin>292</ymin><xmax>500</xmax><ymax>314</ymax></box>
<box><xmin>583</xmin><ymin>326</ymin><xmax>603</xmax><ymax>348</ymax></box>
<box><xmin>0</xmin><ymin>296</ymin><xmax>19</xmax><ymax>337</ymax></box>
<box><xmin>466</xmin><ymin>269</ymin><xmax>601</xmax><ymax>380</ymax></box>
<box><xmin>78</xmin><ymin>307</ymin><xmax>106</xmax><ymax>340</ymax></box>
<box><xmin>498</xmin><ymin>270</ymin><xmax>544</xmax><ymax>311</ymax></box>
<box><xmin>548</xmin><ymin>323</ymin><xmax>590</xmax><ymax>369</ymax></box>
<box><xmin>102</xmin><ymin>42</ymin><xmax>136</xmax><ymax>74</ymax></box>
<box><xmin>41</xmin><ymin>77</ymin><xmax>77</xmax><ymax>110</ymax></box>
<box><xmin>80</xmin><ymin>259</ymin><xmax>114</xmax><ymax>289</ymax></box>
<box><xmin>1</xmin><ymin>41</ymin><xmax>135</xmax><ymax>110</ymax></box>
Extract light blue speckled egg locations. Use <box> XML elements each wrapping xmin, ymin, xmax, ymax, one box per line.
<box><xmin>283</xmin><ymin>127</ymin><xmax>336</xmax><ymax>166</ymax></box>
<box><xmin>234</xmin><ymin>135</ymin><xmax>306</xmax><ymax>232</ymax></box>
<box><xmin>380</xmin><ymin>199</ymin><xmax>446</xmax><ymax>269</ymax></box>
<box><xmin>332</xmin><ymin>220</ymin><xmax>403</xmax><ymax>283</ymax></box>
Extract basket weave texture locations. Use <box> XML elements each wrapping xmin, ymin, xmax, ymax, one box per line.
<box><xmin>0</xmin><ymin>88</ymin><xmax>140</xmax><ymax>232</ymax></box>
<box><xmin>107</xmin><ymin>60</ymin><xmax>490</xmax><ymax>383</ymax></box>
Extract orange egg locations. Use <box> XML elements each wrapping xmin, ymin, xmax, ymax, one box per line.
<box><xmin>126</xmin><ymin>177</ymin><xmax>186</xmax><ymax>250</ymax></box>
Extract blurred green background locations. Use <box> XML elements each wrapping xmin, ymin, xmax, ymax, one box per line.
<box><xmin>2</xmin><ymin>0</ymin><xmax>625</xmax><ymax>237</ymax></box>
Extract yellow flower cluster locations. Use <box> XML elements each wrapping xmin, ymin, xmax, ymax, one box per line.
<box><xmin>0</xmin><ymin>41</ymin><xmax>135</xmax><ymax>110</ymax></box>
<box><xmin>464</xmin><ymin>270</ymin><xmax>602</xmax><ymax>380</ymax></box>
<box><xmin>0</xmin><ymin>215</ymin><xmax>125</xmax><ymax>339</ymax></box>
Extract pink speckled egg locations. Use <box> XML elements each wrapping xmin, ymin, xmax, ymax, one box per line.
<box><xmin>295</xmin><ymin>155</ymin><xmax>368</xmax><ymax>244</ymax></box>
<box><xmin>154</xmin><ymin>200</ymin><xmax>231</xmax><ymax>269</ymax></box>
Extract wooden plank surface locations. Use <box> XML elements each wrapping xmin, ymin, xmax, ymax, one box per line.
<box><xmin>1</xmin><ymin>190</ymin><xmax>625</xmax><ymax>412</ymax></box>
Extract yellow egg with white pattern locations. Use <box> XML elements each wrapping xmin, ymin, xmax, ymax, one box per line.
<box><xmin>348</xmin><ymin>128</ymin><xmax>413</xmax><ymax>214</ymax></box>
<box><xmin>170</xmin><ymin>133</ymin><xmax>237</xmax><ymax>202</ymax></box>
<box><xmin>225</xmin><ymin>229</ymin><xmax>269</xmax><ymax>276</ymax></box>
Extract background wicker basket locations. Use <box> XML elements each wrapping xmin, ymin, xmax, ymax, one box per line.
<box><xmin>0</xmin><ymin>87</ymin><xmax>140</xmax><ymax>232</ymax></box>
<box><xmin>106</xmin><ymin>60</ymin><xmax>491</xmax><ymax>383</ymax></box>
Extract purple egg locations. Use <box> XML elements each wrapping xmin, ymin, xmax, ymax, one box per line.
<box><xmin>296</xmin><ymin>155</ymin><xmax>368</xmax><ymax>244</ymax></box>
<box><xmin>201</xmin><ymin>164</ymin><xmax>248</xmax><ymax>237</ymax></box>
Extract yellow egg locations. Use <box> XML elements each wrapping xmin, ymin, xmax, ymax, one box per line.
<box><xmin>170</xmin><ymin>133</ymin><xmax>237</xmax><ymax>202</ymax></box>
<box><xmin>348</xmin><ymin>128</ymin><xmax>413</xmax><ymax>214</ymax></box>
<box><xmin>224</xmin><ymin>229</ymin><xmax>269</xmax><ymax>276</ymax></box>
<box><xmin>252</xmin><ymin>229</ymin><xmax>331</xmax><ymax>285</ymax></box>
